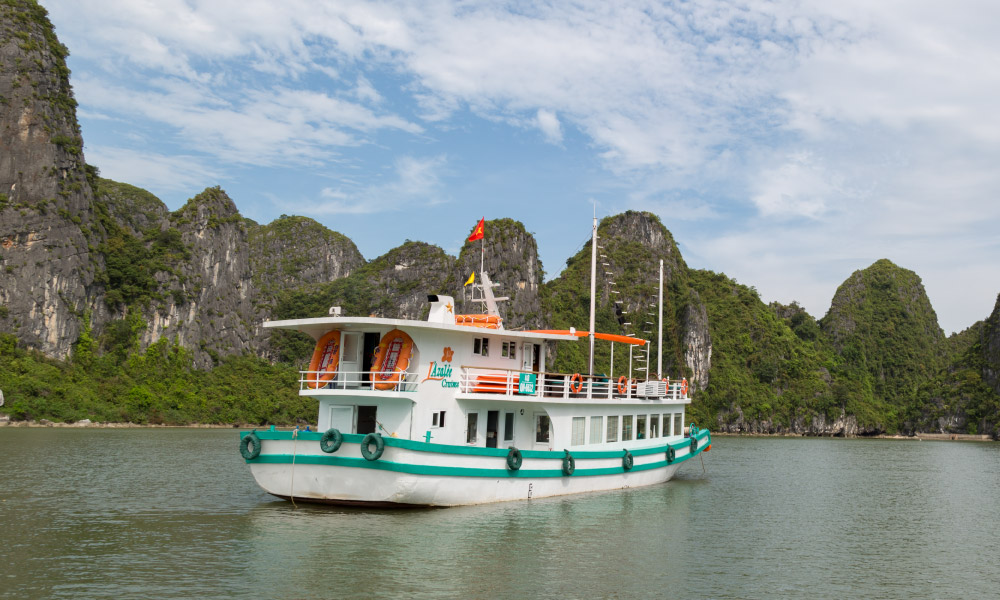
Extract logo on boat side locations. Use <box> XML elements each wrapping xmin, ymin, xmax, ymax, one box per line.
<box><xmin>422</xmin><ymin>347</ymin><xmax>459</xmax><ymax>388</ymax></box>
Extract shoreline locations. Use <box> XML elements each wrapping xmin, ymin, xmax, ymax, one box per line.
<box><xmin>711</xmin><ymin>431</ymin><xmax>995</xmax><ymax>442</ymax></box>
<box><xmin>2</xmin><ymin>416</ymin><xmax>993</xmax><ymax>441</ymax></box>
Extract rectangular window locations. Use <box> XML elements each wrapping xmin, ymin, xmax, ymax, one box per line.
<box><xmin>535</xmin><ymin>414</ymin><xmax>551</xmax><ymax>444</ymax></box>
<box><xmin>440</xmin><ymin>411</ymin><xmax>445</xmax><ymax>427</ymax></box>
<box><xmin>590</xmin><ymin>416</ymin><xmax>603</xmax><ymax>444</ymax></box>
<box><xmin>504</xmin><ymin>412</ymin><xmax>515</xmax><ymax>442</ymax></box>
<box><xmin>432</xmin><ymin>412</ymin><xmax>438</xmax><ymax>427</ymax></box>
<box><xmin>481</xmin><ymin>338</ymin><xmax>489</xmax><ymax>356</ymax></box>
<box><xmin>663</xmin><ymin>413</ymin><xmax>671</xmax><ymax>436</ymax></box>
<box><xmin>607</xmin><ymin>415</ymin><xmax>619</xmax><ymax>443</ymax></box>
<box><xmin>650</xmin><ymin>414</ymin><xmax>659</xmax><ymax>438</ymax></box>
<box><xmin>637</xmin><ymin>415</ymin><xmax>647</xmax><ymax>439</ymax></box>
<box><xmin>467</xmin><ymin>412</ymin><xmax>478</xmax><ymax>444</ymax></box>
<box><xmin>622</xmin><ymin>415</ymin><xmax>634</xmax><ymax>441</ymax></box>
<box><xmin>571</xmin><ymin>417</ymin><xmax>586</xmax><ymax>446</ymax></box>
<box><xmin>501</xmin><ymin>341</ymin><xmax>508</xmax><ymax>357</ymax></box>
<box><xmin>674</xmin><ymin>413</ymin><xmax>683</xmax><ymax>437</ymax></box>
<box><xmin>432</xmin><ymin>411</ymin><xmax>446</xmax><ymax>428</ymax></box>
<box><xmin>474</xmin><ymin>338</ymin><xmax>481</xmax><ymax>355</ymax></box>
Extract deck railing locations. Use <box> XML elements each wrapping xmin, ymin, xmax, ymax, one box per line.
<box><xmin>459</xmin><ymin>366</ymin><xmax>688</xmax><ymax>401</ymax></box>
<box><xmin>298</xmin><ymin>370</ymin><xmax>417</xmax><ymax>393</ymax></box>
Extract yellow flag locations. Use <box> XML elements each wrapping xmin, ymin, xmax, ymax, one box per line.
<box><xmin>464</xmin><ymin>272</ymin><xmax>475</xmax><ymax>286</ymax></box>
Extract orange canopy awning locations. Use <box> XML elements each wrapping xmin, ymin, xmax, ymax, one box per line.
<box><xmin>526</xmin><ymin>330</ymin><xmax>647</xmax><ymax>346</ymax></box>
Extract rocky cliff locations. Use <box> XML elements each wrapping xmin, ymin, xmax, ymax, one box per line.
<box><xmin>542</xmin><ymin>211</ymin><xmax>710</xmax><ymax>383</ymax></box>
<box><xmin>0</xmin><ymin>0</ymin><xmax>100</xmax><ymax>359</ymax></box>
<box><xmin>454</xmin><ymin>218</ymin><xmax>545</xmax><ymax>329</ymax></box>
<box><xmin>820</xmin><ymin>259</ymin><xmax>946</xmax><ymax>412</ymax></box>
<box><xmin>983</xmin><ymin>293</ymin><xmax>1000</xmax><ymax>394</ymax></box>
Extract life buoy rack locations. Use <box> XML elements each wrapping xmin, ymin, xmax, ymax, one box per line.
<box><xmin>506</xmin><ymin>447</ymin><xmax>523</xmax><ymax>471</ymax></box>
<box><xmin>622</xmin><ymin>449</ymin><xmax>633</xmax><ymax>471</ymax></box>
<box><xmin>319</xmin><ymin>428</ymin><xmax>343</xmax><ymax>453</ymax></box>
<box><xmin>617</xmin><ymin>375</ymin><xmax>628</xmax><ymax>395</ymax></box>
<box><xmin>569</xmin><ymin>373</ymin><xmax>584</xmax><ymax>394</ymax></box>
<box><xmin>370</xmin><ymin>329</ymin><xmax>414</xmax><ymax>391</ymax></box>
<box><xmin>455</xmin><ymin>314</ymin><xmax>503</xmax><ymax>329</ymax></box>
<box><xmin>307</xmin><ymin>330</ymin><xmax>342</xmax><ymax>389</ymax></box>
<box><xmin>562</xmin><ymin>450</ymin><xmax>575</xmax><ymax>476</ymax></box>
<box><xmin>240</xmin><ymin>432</ymin><xmax>261</xmax><ymax>460</ymax></box>
<box><xmin>666</xmin><ymin>446</ymin><xmax>676</xmax><ymax>464</ymax></box>
<box><xmin>361</xmin><ymin>433</ymin><xmax>385</xmax><ymax>461</ymax></box>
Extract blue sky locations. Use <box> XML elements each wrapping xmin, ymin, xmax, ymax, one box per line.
<box><xmin>43</xmin><ymin>0</ymin><xmax>1000</xmax><ymax>334</ymax></box>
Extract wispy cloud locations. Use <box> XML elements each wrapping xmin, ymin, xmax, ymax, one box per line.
<box><xmin>285</xmin><ymin>154</ymin><xmax>449</xmax><ymax>215</ymax></box>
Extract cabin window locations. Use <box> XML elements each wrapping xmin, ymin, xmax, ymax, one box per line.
<box><xmin>473</xmin><ymin>337</ymin><xmax>490</xmax><ymax>356</ymax></box>
<box><xmin>571</xmin><ymin>417</ymin><xmax>586</xmax><ymax>446</ymax></box>
<box><xmin>622</xmin><ymin>415</ymin><xmax>634</xmax><ymax>441</ymax></box>
<box><xmin>535</xmin><ymin>414</ymin><xmax>551</xmax><ymax>444</ymax></box>
<box><xmin>606</xmin><ymin>416</ymin><xmax>619</xmax><ymax>443</ymax></box>
<box><xmin>650</xmin><ymin>414</ymin><xmax>660</xmax><ymax>438</ymax></box>
<box><xmin>503</xmin><ymin>412</ymin><xmax>515</xmax><ymax>443</ymax></box>
<box><xmin>467</xmin><ymin>412</ymin><xmax>479</xmax><ymax>444</ymax></box>
<box><xmin>590</xmin><ymin>416</ymin><xmax>603</xmax><ymax>444</ymax></box>
<box><xmin>637</xmin><ymin>415</ymin><xmax>647</xmax><ymax>439</ymax></box>
<box><xmin>674</xmin><ymin>413</ymin><xmax>683</xmax><ymax>437</ymax></box>
<box><xmin>501</xmin><ymin>341</ymin><xmax>517</xmax><ymax>359</ymax></box>
<box><xmin>663</xmin><ymin>413</ymin><xmax>671</xmax><ymax>436</ymax></box>
<box><xmin>432</xmin><ymin>411</ymin><xmax>446</xmax><ymax>428</ymax></box>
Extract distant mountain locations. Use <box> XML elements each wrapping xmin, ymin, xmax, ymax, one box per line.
<box><xmin>1</xmin><ymin>0</ymin><xmax>997</xmax><ymax>434</ymax></box>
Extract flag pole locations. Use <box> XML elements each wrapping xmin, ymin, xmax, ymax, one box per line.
<box><xmin>480</xmin><ymin>216</ymin><xmax>485</xmax><ymax>278</ymax></box>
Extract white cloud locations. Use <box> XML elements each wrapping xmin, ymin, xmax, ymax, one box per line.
<box><xmin>536</xmin><ymin>109</ymin><xmax>562</xmax><ymax>144</ymax></box>
<box><xmin>86</xmin><ymin>145</ymin><xmax>221</xmax><ymax>199</ymax></box>
<box><xmin>290</xmin><ymin>154</ymin><xmax>448</xmax><ymax>215</ymax></box>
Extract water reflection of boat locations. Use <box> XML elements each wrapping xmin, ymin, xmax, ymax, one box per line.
<box><xmin>240</xmin><ymin>219</ymin><xmax>710</xmax><ymax>506</ymax></box>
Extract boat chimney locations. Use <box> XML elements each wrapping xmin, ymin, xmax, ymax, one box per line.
<box><xmin>426</xmin><ymin>295</ymin><xmax>457</xmax><ymax>324</ymax></box>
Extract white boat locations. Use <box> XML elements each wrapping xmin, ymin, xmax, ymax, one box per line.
<box><xmin>241</xmin><ymin>219</ymin><xmax>711</xmax><ymax>506</ymax></box>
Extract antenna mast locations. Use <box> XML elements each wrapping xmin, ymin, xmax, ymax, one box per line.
<box><xmin>588</xmin><ymin>214</ymin><xmax>597</xmax><ymax>377</ymax></box>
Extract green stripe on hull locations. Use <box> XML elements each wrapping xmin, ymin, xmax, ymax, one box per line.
<box><xmin>243</xmin><ymin>429</ymin><xmax>710</xmax><ymax>460</ymax></box>
<box><xmin>246</xmin><ymin>431</ymin><xmax>711</xmax><ymax>478</ymax></box>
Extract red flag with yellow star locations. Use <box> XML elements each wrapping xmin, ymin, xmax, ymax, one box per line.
<box><xmin>468</xmin><ymin>217</ymin><xmax>484</xmax><ymax>242</ymax></box>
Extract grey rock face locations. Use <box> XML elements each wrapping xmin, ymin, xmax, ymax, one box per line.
<box><xmin>983</xmin><ymin>293</ymin><xmax>1000</xmax><ymax>394</ymax></box>
<box><xmin>0</xmin><ymin>2</ymin><xmax>99</xmax><ymax>358</ymax></box>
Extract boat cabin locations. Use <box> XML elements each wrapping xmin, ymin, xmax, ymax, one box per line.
<box><xmin>264</xmin><ymin>295</ymin><xmax>690</xmax><ymax>452</ymax></box>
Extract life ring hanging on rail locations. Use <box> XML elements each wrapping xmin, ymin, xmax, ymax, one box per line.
<box><xmin>369</xmin><ymin>329</ymin><xmax>415</xmax><ymax>391</ymax></box>
<box><xmin>680</xmin><ymin>377</ymin><xmax>689</xmax><ymax>396</ymax></box>
<box><xmin>617</xmin><ymin>375</ymin><xmax>628</xmax><ymax>395</ymax></box>
<box><xmin>307</xmin><ymin>330</ymin><xmax>342</xmax><ymax>389</ymax></box>
<box><xmin>569</xmin><ymin>373</ymin><xmax>584</xmax><ymax>394</ymax></box>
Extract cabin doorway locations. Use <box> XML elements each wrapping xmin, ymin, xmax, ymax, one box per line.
<box><xmin>486</xmin><ymin>410</ymin><xmax>499</xmax><ymax>448</ymax></box>
<box><xmin>357</xmin><ymin>405</ymin><xmax>378</xmax><ymax>434</ymax></box>
<box><xmin>521</xmin><ymin>342</ymin><xmax>535</xmax><ymax>371</ymax></box>
<box><xmin>340</xmin><ymin>332</ymin><xmax>362</xmax><ymax>388</ymax></box>
<box><xmin>362</xmin><ymin>332</ymin><xmax>380</xmax><ymax>388</ymax></box>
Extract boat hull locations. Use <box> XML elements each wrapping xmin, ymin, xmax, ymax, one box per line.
<box><xmin>242</xmin><ymin>429</ymin><xmax>710</xmax><ymax>507</ymax></box>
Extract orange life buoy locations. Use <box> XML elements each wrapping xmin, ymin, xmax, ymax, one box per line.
<box><xmin>617</xmin><ymin>375</ymin><xmax>628</xmax><ymax>395</ymax></box>
<box><xmin>370</xmin><ymin>329</ymin><xmax>415</xmax><ymax>390</ymax></box>
<box><xmin>307</xmin><ymin>330</ymin><xmax>341</xmax><ymax>389</ymax></box>
<box><xmin>569</xmin><ymin>373</ymin><xmax>583</xmax><ymax>394</ymax></box>
<box><xmin>680</xmin><ymin>377</ymin><xmax>689</xmax><ymax>396</ymax></box>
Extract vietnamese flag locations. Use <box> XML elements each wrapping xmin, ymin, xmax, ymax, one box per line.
<box><xmin>468</xmin><ymin>217</ymin><xmax>485</xmax><ymax>242</ymax></box>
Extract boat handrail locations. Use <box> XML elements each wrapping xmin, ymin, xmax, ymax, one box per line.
<box><xmin>458</xmin><ymin>365</ymin><xmax>688</xmax><ymax>401</ymax></box>
<box><xmin>298</xmin><ymin>369</ymin><xmax>417</xmax><ymax>393</ymax></box>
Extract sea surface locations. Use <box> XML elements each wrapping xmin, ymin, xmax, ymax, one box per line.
<box><xmin>1</xmin><ymin>428</ymin><xmax>998</xmax><ymax>599</ymax></box>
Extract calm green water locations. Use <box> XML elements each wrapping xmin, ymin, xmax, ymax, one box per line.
<box><xmin>1</xmin><ymin>429</ymin><xmax>998</xmax><ymax>599</ymax></box>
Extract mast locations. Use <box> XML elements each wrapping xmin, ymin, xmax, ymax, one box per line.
<box><xmin>588</xmin><ymin>215</ymin><xmax>597</xmax><ymax>376</ymax></box>
<box><xmin>658</xmin><ymin>259</ymin><xmax>663</xmax><ymax>378</ymax></box>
